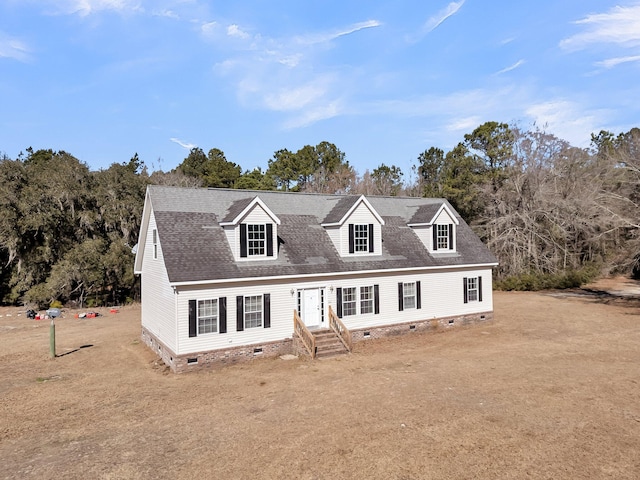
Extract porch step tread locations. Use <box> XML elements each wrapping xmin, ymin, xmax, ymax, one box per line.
<box><xmin>311</xmin><ymin>329</ymin><xmax>349</xmax><ymax>358</ymax></box>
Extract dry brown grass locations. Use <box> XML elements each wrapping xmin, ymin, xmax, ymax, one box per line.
<box><xmin>1</xmin><ymin>278</ymin><xmax>640</xmax><ymax>479</ymax></box>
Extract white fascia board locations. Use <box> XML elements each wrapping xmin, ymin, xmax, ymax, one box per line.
<box><xmin>219</xmin><ymin>196</ymin><xmax>281</xmax><ymax>226</ymax></box>
<box><xmin>169</xmin><ymin>262</ymin><xmax>499</xmax><ymax>288</ymax></box>
<box><xmin>321</xmin><ymin>195</ymin><xmax>385</xmax><ymax>227</ymax></box>
<box><xmin>433</xmin><ymin>204</ymin><xmax>460</xmax><ymax>225</ymax></box>
<box><xmin>134</xmin><ymin>188</ymin><xmax>152</xmax><ymax>274</ymax></box>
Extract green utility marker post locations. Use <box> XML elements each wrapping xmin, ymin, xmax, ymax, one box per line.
<box><xmin>50</xmin><ymin>318</ymin><xmax>56</xmax><ymax>359</ymax></box>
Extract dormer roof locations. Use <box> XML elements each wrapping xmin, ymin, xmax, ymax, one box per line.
<box><xmin>321</xmin><ymin>194</ymin><xmax>385</xmax><ymax>227</ymax></box>
<box><xmin>407</xmin><ymin>203</ymin><xmax>459</xmax><ymax>226</ymax></box>
<box><xmin>219</xmin><ymin>196</ymin><xmax>281</xmax><ymax>226</ymax></box>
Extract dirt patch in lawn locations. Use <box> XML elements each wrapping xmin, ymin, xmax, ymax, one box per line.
<box><xmin>1</xmin><ymin>278</ymin><xmax>639</xmax><ymax>479</ymax></box>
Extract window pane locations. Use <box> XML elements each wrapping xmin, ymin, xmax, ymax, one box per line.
<box><xmin>247</xmin><ymin>224</ymin><xmax>265</xmax><ymax>256</ymax></box>
<box><xmin>198</xmin><ymin>299</ymin><xmax>218</xmax><ymax>334</ymax></box>
<box><xmin>403</xmin><ymin>282</ymin><xmax>416</xmax><ymax>309</ymax></box>
<box><xmin>354</xmin><ymin>224</ymin><xmax>369</xmax><ymax>252</ymax></box>
<box><xmin>360</xmin><ymin>286</ymin><xmax>373</xmax><ymax>314</ymax></box>
<box><xmin>437</xmin><ymin>224</ymin><xmax>449</xmax><ymax>249</ymax></box>
<box><xmin>343</xmin><ymin>287</ymin><xmax>357</xmax><ymax>316</ymax></box>
<box><xmin>467</xmin><ymin>278</ymin><xmax>478</xmax><ymax>302</ymax></box>
<box><xmin>244</xmin><ymin>295</ymin><xmax>263</xmax><ymax>328</ymax></box>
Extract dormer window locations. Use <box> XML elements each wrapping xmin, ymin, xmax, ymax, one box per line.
<box><xmin>436</xmin><ymin>225</ymin><xmax>453</xmax><ymax>250</ymax></box>
<box><xmin>350</xmin><ymin>224</ymin><xmax>374</xmax><ymax>254</ymax></box>
<box><xmin>240</xmin><ymin>223</ymin><xmax>274</xmax><ymax>258</ymax></box>
<box><xmin>247</xmin><ymin>224</ymin><xmax>266</xmax><ymax>256</ymax></box>
<box><xmin>220</xmin><ymin>196</ymin><xmax>280</xmax><ymax>261</ymax></box>
<box><xmin>433</xmin><ymin>223</ymin><xmax>453</xmax><ymax>251</ymax></box>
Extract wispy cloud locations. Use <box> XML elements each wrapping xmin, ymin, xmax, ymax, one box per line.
<box><xmin>421</xmin><ymin>1</ymin><xmax>465</xmax><ymax>37</ymax></box>
<box><xmin>170</xmin><ymin>137</ymin><xmax>196</xmax><ymax>151</ymax></box>
<box><xmin>209</xmin><ymin>19</ymin><xmax>382</xmax><ymax>129</ymax></box>
<box><xmin>152</xmin><ymin>9</ymin><xmax>179</xmax><ymax>20</ymax></box>
<box><xmin>227</xmin><ymin>24</ymin><xmax>250</xmax><ymax>39</ymax></box>
<box><xmin>0</xmin><ymin>33</ymin><xmax>31</xmax><ymax>62</ymax></box>
<box><xmin>294</xmin><ymin>20</ymin><xmax>382</xmax><ymax>46</ymax></box>
<box><xmin>494</xmin><ymin>59</ymin><xmax>525</xmax><ymax>75</ymax></box>
<box><xmin>283</xmin><ymin>101</ymin><xmax>343</xmax><ymax>129</ymax></box>
<box><xmin>41</xmin><ymin>0</ymin><xmax>144</xmax><ymax>16</ymax></box>
<box><xmin>595</xmin><ymin>55</ymin><xmax>640</xmax><ymax>69</ymax></box>
<box><xmin>560</xmin><ymin>5</ymin><xmax>640</xmax><ymax>51</ymax></box>
<box><xmin>525</xmin><ymin>100</ymin><xmax>603</xmax><ymax>147</ymax></box>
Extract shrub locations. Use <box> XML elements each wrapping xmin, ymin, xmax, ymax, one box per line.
<box><xmin>495</xmin><ymin>267</ymin><xmax>599</xmax><ymax>291</ymax></box>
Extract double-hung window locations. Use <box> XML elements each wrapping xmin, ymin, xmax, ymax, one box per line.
<box><xmin>464</xmin><ymin>277</ymin><xmax>482</xmax><ymax>303</ymax></box>
<box><xmin>437</xmin><ymin>224</ymin><xmax>449</xmax><ymax>249</ymax></box>
<box><xmin>342</xmin><ymin>287</ymin><xmax>357</xmax><ymax>316</ymax></box>
<box><xmin>354</xmin><ymin>224</ymin><xmax>369</xmax><ymax>252</ymax></box>
<box><xmin>360</xmin><ymin>286</ymin><xmax>374</xmax><ymax>314</ymax></box>
<box><xmin>337</xmin><ymin>285</ymin><xmax>379</xmax><ymax>318</ymax></box>
<box><xmin>403</xmin><ymin>282</ymin><xmax>416</xmax><ymax>309</ymax></box>
<box><xmin>197</xmin><ymin>299</ymin><xmax>218</xmax><ymax>334</ymax></box>
<box><xmin>247</xmin><ymin>224</ymin><xmax>265</xmax><ymax>256</ymax></box>
<box><xmin>244</xmin><ymin>295</ymin><xmax>263</xmax><ymax>328</ymax></box>
<box><xmin>398</xmin><ymin>281</ymin><xmax>421</xmax><ymax>311</ymax></box>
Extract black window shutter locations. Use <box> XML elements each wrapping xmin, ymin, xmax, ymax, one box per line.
<box><xmin>368</xmin><ymin>223</ymin><xmax>374</xmax><ymax>253</ymax></box>
<box><xmin>219</xmin><ymin>297</ymin><xmax>227</xmax><ymax>334</ymax></box>
<box><xmin>240</xmin><ymin>223</ymin><xmax>248</xmax><ymax>258</ymax></box>
<box><xmin>236</xmin><ymin>295</ymin><xmax>244</xmax><ymax>331</ymax></box>
<box><xmin>266</xmin><ymin>224</ymin><xmax>273</xmax><ymax>257</ymax></box>
<box><xmin>416</xmin><ymin>281</ymin><xmax>422</xmax><ymax>309</ymax></box>
<box><xmin>336</xmin><ymin>288</ymin><xmax>343</xmax><ymax>318</ymax></box>
<box><xmin>449</xmin><ymin>224</ymin><xmax>454</xmax><ymax>250</ymax></box>
<box><xmin>188</xmin><ymin>299</ymin><xmax>197</xmax><ymax>337</ymax></box>
<box><xmin>478</xmin><ymin>276</ymin><xmax>483</xmax><ymax>302</ymax></box>
<box><xmin>348</xmin><ymin>224</ymin><xmax>355</xmax><ymax>253</ymax></box>
<box><xmin>463</xmin><ymin>277</ymin><xmax>468</xmax><ymax>304</ymax></box>
<box><xmin>398</xmin><ymin>282</ymin><xmax>404</xmax><ymax>311</ymax></box>
<box><xmin>374</xmin><ymin>284</ymin><xmax>380</xmax><ymax>314</ymax></box>
<box><xmin>263</xmin><ymin>294</ymin><xmax>271</xmax><ymax>328</ymax></box>
<box><xmin>432</xmin><ymin>226</ymin><xmax>438</xmax><ymax>251</ymax></box>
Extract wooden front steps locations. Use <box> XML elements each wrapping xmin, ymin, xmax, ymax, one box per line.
<box><xmin>312</xmin><ymin>329</ymin><xmax>350</xmax><ymax>359</ymax></box>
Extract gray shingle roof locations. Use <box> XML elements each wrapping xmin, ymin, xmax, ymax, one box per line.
<box><xmin>147</xmin><ymin>186</ymin><xmax>497</xmax><ymax>283</ymax></box>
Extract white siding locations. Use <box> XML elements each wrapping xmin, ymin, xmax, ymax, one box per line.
<box><xmin>328</xmin><ymin>268</ymin><xmax>492</xmax><ymax>331</ymax></box>
<box><xmin>175</xmin><ymin>280</ymin><xmax>297</xmax><ymax>355</ymax></box>
<box><xmin>140</xmin><ymin>211</ymin><xmax>177</xmax><ymax>351</ymax></box>
<box><xmin>411</xmin><ymin>225</ymin><xmax>432</xmax><ymax>251</ymax></box>
<box><xmin>173</xmin><ymin>267</ymin><xmax>493</xmax><ymax>354</ymax></box>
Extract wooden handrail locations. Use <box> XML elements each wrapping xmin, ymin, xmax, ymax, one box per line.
<box><xmin>293</xmin><ymin>309</ymin><xmax>316</xmax><ymax>358</ymax></box>
<box><xmin>328</xmin><ymin>306</ymin><xmax>352</xmax><ymax>352</ymax></box>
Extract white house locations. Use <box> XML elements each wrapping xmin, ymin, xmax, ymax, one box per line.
<box><xmin>134</xmin><ymin>186</ymin><xmax>498</xmax><ymax>372</ymax></box>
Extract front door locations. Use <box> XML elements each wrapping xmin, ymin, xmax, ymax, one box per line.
<box><xmin>302</xmin><ymin>288</ymin><xmax>321</xmax><ymax>328</ymax></box>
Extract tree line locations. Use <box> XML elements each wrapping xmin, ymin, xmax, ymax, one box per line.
<box><xmin>1</xmin><ymin>122</ymin><xmax>638</xmax><ymax>307</ymax></box>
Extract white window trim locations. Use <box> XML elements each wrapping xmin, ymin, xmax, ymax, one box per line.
<box><xmin>197</xmin><ymin>299</ymin><xmax>218</xmax><ymax>335</ymax></box>
<box><xmin>354</xmin><ymin>224</ymin><xmax>369</xmax><ymax>253</ymax></box>
<box><xmin>342</xmin><ymin>285</ymin><xmax>376</xmax><ymax>316</ymax></box>
<box><xmin>467</xmin><ymin>277</ymin><xmax>479</xmax><ymax>302</ymax></box>
<box><xmin>436</xmin><ymin>224</ymin><xmax>449</xmax><ymax>250</ymax></box>
<box><xmin>403</xmin><ymin>282</ymin><xmax>417</xmax><ymax>310</ymax></box>
<box><xmin>244</xmin><ymin>294</ymin><xmax>263</xmax><ymax>328</ymax></box>
<box><xmin>360</xmin><ymin>285</ymin><xmax>374</xmax><ymax>315</ymax></box>
<box><xmin>247</xmin><ymin>223</ymin><xmax>267</xmax><ymax>257</ymax></box>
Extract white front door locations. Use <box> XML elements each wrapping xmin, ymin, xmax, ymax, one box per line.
<box><xmin>302</xmin><ymin>288</ymin><xmax>321</xmax><ymax>328</ymax></box>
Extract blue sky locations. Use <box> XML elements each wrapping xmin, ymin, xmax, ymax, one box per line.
<box><xmin>1</xmin><ymin>1</ymin><xmax>639</xmax><ymax>177</ymax></box>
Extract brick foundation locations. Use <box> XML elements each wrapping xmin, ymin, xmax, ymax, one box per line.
<box><xmin>141</xmin><ymin>327</ymin><xmax>292</xmax><ymax>373</ymax></box>
<box><xmin>142</xmin><ymin>311</ymin><xmax>493</xmax><ymax>372</ymax></box>
<box><xmin>350</xmin><ymin>311</ymin><xmax>493</xmax><ymax>342</ymax></box>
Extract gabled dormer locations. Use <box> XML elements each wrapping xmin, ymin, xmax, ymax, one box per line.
<box><xmin>219</xmin><ymin>196</ymin><xmax>281</xmax><ymax>261</ymax></box>
<box><xmin>408</xmin><ymin>202</ymin><xmax>459</xmax><ymax>254</ymax></box>
<box><xmin>321</xmin><ymin>195</ymin><xmax>385</xmax><ymax>257</ymax></box>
